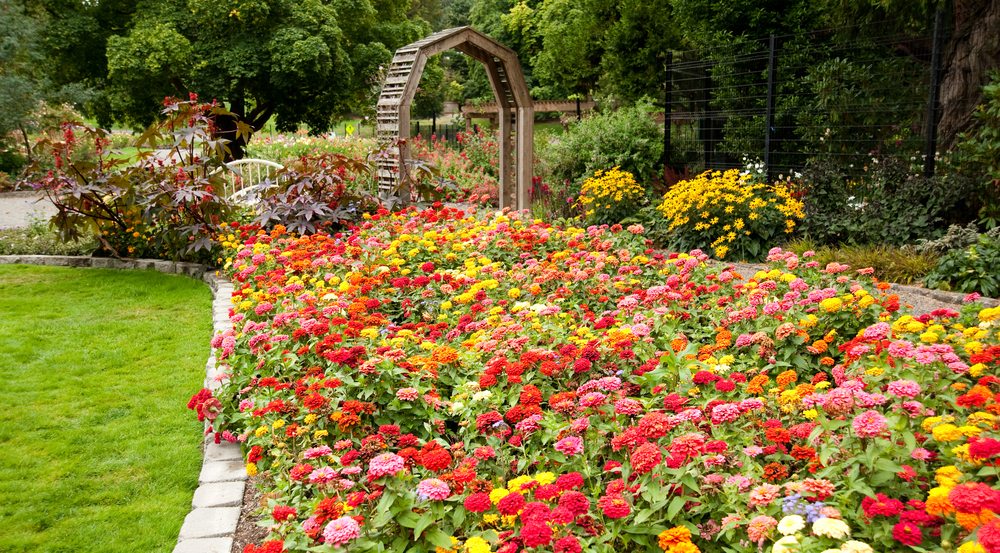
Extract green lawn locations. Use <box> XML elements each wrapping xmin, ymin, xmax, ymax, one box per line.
<box><xmin>0</xmin><ymin>265</ymin><xmax>212</xmax><ymax>553</ymax></box>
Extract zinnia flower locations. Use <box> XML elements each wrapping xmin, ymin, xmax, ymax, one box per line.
<box><xmin>368</xmin><ymin>453</ymin><xmax>405</xmax><ymax>478</ymax></box>
<box><xmin>598</xmin><ymin>493</ymin><xmax>631</xmax><ymax>518</ymax></box>
<box><xmin>322</xmin><ymin>516</ymin><xmax>360</xmax><ymax>546</ymax></box>
<box><xmin>746</xmin><ymin>515</ymin><xmax>777</xmax><ymax>542</ymax></box>
<box><xmin>554</xmin><ymin>436</ymin><xmax>584</xmax><ymax>456</ymax></box>
<box><xmin>893</xmin><ymin>522</ymin><xmax>923</xmax><ymax>546</ymax></box>
<box><xmin>777</xmin><ymin>515</ymin><xmax>805</xmax><ymax>535</ymax></box>
<box><xmin>416</xmin><ymin>478</ymin><xmax>450</xmax><ymax>501</ymax></box>
<box><xmin>812</xmin><ymin>517</ymin><xmax>851</xmax><ymax>539</ymax></box>
<box><xmin>851</xmin><ymin>410</ymin><xmax>887</xmax><ymax>437</ymax></box>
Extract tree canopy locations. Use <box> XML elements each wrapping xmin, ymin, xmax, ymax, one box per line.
<box><xmin>27</xmin><ymin>0</ymin><xmax>427</xmax><ymax>155</ymax></box>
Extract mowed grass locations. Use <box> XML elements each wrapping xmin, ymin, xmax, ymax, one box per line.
<box><xmin>0</xmin><ymin>265</ymin><xmax>213</xmax><ymax>552</ymax></box>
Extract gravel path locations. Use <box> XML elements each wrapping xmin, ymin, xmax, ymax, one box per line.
<box><xmin>717</xmin><ymin>260</ymin><xmax>999</xmax><ymax>317</ymax></box>
<box><xmin>0</xmin><ymin>193</ymin><xmax>57</xmax><ymax>229</ymax></box>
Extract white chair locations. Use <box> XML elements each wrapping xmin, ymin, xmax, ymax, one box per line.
<box><xmin>219</xmin><ymin>159</ymin><xmax>284</xmax><ymax>203</ymax></box>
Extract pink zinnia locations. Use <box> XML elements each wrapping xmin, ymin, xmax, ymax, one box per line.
<box><xmin>863</xmin><ymin>322</ymin><xmax>892</xmax><ymax>340</ymax></box>
<box><xmin>304</xmin><ymin>445</ymin><xmax>333</xmax><ymax>459</ymax></box>
<box><xmin>368</xmin><ymin>453</ymin><xmax>405</xmax><ymax>478</ymax></box>
<box><xmin>475</xmin><ymin>446</ymin><xmax>496</xmax><ymax>460</ymax></box>
<box><xmin>614</xmin><ymin>398</ymin><xmax>643</xmax><ymax>416</ymax></box>
<box><xmin>887</xmin><ymin>380</ymin><xmax>921</xmax><ymax>398</ymax></box>
<box><xmin>416</xmin><ymin>478</ymin><xmax>451</xmax><ymax>501</ymax></box>
<box><xmin>309</xmin><ymin>466</ymin><xmax>339</xmax><ymax>484</ymax></box>
<box><xmin>910</xmin><ymin>448</ymin><xmax>933</xmax><ymax>461</ymax></box>
<box><xmin>555</xmin><ymin>436</ymin><xmax>584</xmax><ymax>456</ymax></box>
<box><xmin>396</xmin><ymin>387</ymin><xmax>419</xmax><ymax>401</ymax></box>
<box><xmin>579</xmin><ymin>392</ymin><xmax>607</xmax><ymax>407</ymax></box>
<box><xmin>323</xmin><ymin>516</ymin><xmax>360</xmax><ymax>546</ymax></box>
<box><xmin>852</xmin><ymin>410</ymin><xmax>887</xmax><ymax>437</ymax></box>
<box><xmin>711</xmin><ymin>403</ymin><xmax>740</xmax><ymax>424</ymax></box>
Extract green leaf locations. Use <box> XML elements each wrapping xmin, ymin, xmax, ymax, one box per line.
<box><xmin>397</xmin><ymin>510</ymin><xmax>420</xmax><ymax>528</ymax></box>
<box><xmin>634</xmin><ymin>508</ymin><xmax>655</xmax><ymax>525</ymax></box>
<box><xmin>414</xmin><ymin>511</ymin><xmax>435</xmax><ymax>539</ymax></box>
<box><xmin>425</xmin><ymin>527</ymin><xmax>455</xmax><ymax>550</ymax></box>
<box><xmin>874</xmin><ymin>458</ymin><xmax>903</xmax><ymax>473</ymax></box>
<box><xmin>666</xmin><ymin>496</ymin><xmax>685</xmax><ymax>521</ymax></box>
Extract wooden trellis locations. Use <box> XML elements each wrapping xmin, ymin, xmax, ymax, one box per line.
<box><xmin>376</xmin><ymin>27</ymin><xmax>534</xmax><ymax>211</ymax></box>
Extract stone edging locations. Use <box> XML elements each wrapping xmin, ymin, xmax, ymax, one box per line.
<box><xmin>886</xmin><ymin>281</ymin><xmax>1000</xmax><ymax>309</ymax></box>
<box><xmin>0</xmin><ymin>255</ymin><xmax>245</xmax><ymax>553</ymax></box>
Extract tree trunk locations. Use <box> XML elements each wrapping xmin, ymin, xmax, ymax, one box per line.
<box><xmin>214</xmin><ymin>98</ymin><xmax>275</xmax><ymax>161</ymax></box>
<box><xmin>938</xmin><ymin>0</ymin><xmax>1000</xmax><ymax>150</ymax></box>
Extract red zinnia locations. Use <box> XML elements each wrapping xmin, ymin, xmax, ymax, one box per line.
<box><xmin>949</xmin><ymin>483</ymin><xmax>1000</xmax><ymax>514</ymax></box>
<box><xmin>980</xmin><ymin>519</ymin><xmax>1000</xmax><ymax>553</ymax></box>
<box><xmin>556</xmin><ymin>472</ymin><xmax>585</xmax><ymax>491</ymax></box>
<box><xmin>892</xmin><ymin>521</ymin><xmax>923</xmax><ymax>546</ymax></box>
<box><xmin>420</xmin><ymin>449</ymin><xmax>452</xmax><ymax>472</ymax></box>
<box><xmin>598</xmin><ymin>493</ymin><xmax>631</xmax><ymax>518</ymax></box>
<box><xmin>271</xmin><ymin>505</ymin><xmax>296</xmax><ymax>521</ymax></box>
<box><xmin>558</xmin><ymin>490</ymin><xmax>590</xmax><ymax>516</ymax></box>
<box><xmin>553</xmin><ymin>536</ymin><xmax>582</xmax><ymax>553</ymax></box>
<box><xmin>520</xmin><ymin>521</ymin><xmax>553</xmax><ymax>547</ymax></box>
<box><xmin>497</xmin><ymin>492</ymin><xmax>526</xmax><ymax>516</ymax></box>
<box><xmin>464</xmin><ymin>493</ymin><xmax>492</xmax><ymax>513</ymax></box>
<box><xmin>630</xmin><ymin>443</ymin><xmax>663</xmax><ymax>475</ymax></box>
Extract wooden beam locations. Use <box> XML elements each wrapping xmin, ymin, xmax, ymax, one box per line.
<box><xmin>516</xmin><ymin>106</ymin><xmax>534</xmax><ymax>210</ymax></box>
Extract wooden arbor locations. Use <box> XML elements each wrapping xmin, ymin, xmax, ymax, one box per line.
<box><xmin>376</xmin><ymin>27</ymin><xmax>533</xmax><ymax>211</ymax></box>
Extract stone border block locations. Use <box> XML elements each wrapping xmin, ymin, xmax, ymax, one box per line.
<box><xmin>204</xmin><ymin>441</ymin><xmax>243</xmax><ymax>463</ymax></box>
<box><xmin>200</xmin><ymin>460</ymin><xmax>248</xmax><ymax>484</ymax></box>
<box><xmin>177</xmin><ymin>507</ymin><xmax>241</xmax><ymax>540</ymax></box>
<box><xmin>192</xmin><ymin>481</ymin><xmax>245</xmax><ymax>508</ymax></box>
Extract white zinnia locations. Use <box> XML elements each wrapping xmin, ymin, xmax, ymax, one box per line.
<box><xmin>812</xmin><ymin>518</ymin><xmax>851</xmax><ymax>539</ymax></box>
<box><xmin>777</xmin><ymin>515</ymin><xmax>805</xmax><ymax>536</ymax></box>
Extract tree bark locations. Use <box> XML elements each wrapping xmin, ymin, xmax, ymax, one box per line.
<box><xmin>938</xmin><ymin>0</ymin><xmax>1000</xmax><ymax>150</ymax></box>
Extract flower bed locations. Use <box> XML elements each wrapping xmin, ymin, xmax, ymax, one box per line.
<box><xmin>195</xmin><ymin>206</ymin><xmax>1000</xmax><ymax>553</ymax></box>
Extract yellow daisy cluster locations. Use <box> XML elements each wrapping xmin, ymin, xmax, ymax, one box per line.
<box><xmin>655</xmin><ymin>169</ymin><xmax>804</xmax><ymax>259</ymax></box>
<box><xmin>575</xmin><ymin>167</ymin><xmax>645</xmax><ymax>219</ymax></box>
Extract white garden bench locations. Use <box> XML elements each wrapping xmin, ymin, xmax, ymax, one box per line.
<box><xmin>218</xmin><ymin>159</ymin><xmax>284</xmax><ymax>203</ymax></box>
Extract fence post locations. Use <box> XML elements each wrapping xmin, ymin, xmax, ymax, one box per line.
<box><xmin>924</xmin><ymin>8</ymin><xmax>946</xmax><ymax>178</ymax></box>
<box><xmin>764</xmin><ymin>34</ymin><xmax>778</xmax><ymax>183</ymax></box>
<box><xmin>701</xmin><ymin>66</ymin><xmax>713</xmax><ymax>168</ymax></box>
<box><xmin>663</xmin><ymin>51</ymin><xmax>673</xmax><ymax>168</ymax></box>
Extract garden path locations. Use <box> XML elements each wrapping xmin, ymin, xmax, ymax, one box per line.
<box><xmin>0</xmin><ymin>193</ymin><xmax>56</xmax><ymax>229</ymax></box>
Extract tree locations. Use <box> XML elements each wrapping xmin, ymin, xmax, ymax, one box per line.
<box><xmin>413</xmin><ymin>58</ymin><xmax>446</xmax><ymax>120</ymax></box>
<box><xmin>600</xmin><ymin>0</ymin><xmax>682</xmax><ymax>103</ymax></box>
<box><xmin>0</xmin><ymin>0</ymin><xmax>44</xmax><ymax>163</ymax></box>
<box><xmin>34</xmin><ymin>0</ymin><xmax>428</xmax><ymax>158</ymax></box>
<box><xmin>0</xmin><ymin>0</ymin><xmax>88</xmax><ymax>166</ymax></box>
<box><xmin>526</xmin><ymin>0</ymin><xmax>604</xmax><ymax>98</ymax></box>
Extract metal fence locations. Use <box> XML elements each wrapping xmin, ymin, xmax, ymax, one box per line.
<box><xmin>662</xmin><ymin>12</ymin><xmax>966</xmax><ymax>182</ymax></box>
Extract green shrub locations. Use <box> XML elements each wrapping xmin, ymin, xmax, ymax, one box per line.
<box><xmin>923</xmin><ymin>235</ymin><xmax>1000</xmax><ymax>297</ymax></box>
<box><xmin>0</xmin><ymin>150</ymin><xmax>25</xmax><ymax>174</ymax></box>
<box><xmin>540</xmin><ymin>97</ymin><xmax>664</xmax><ymax>211</ymax></box>
<box><xmin>797</xmin><ymin>158</ymin><xmax>972</xmax><ymax>246</ymax></box>
<box><xmin>915</xmin><ymin>223</ymin><xmax>1000</xmax><ymax>256</ymax></box>
<box><xmin>0</xmin><ymin>214</ymin><xmax>97</xmax><ymax>256</ymax></box>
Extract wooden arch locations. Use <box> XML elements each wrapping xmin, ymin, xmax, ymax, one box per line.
<box><xmin>376</xmin><ymin>27</ymin><xmax>533</xmax><ymax>210</ymax></box>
